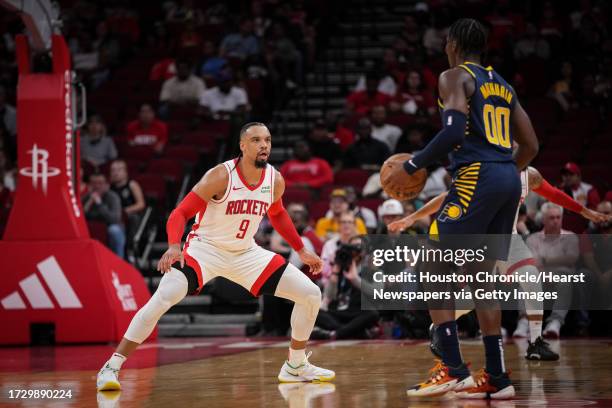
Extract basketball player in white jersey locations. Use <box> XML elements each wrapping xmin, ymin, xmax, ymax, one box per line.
<box><xmin>97</xmin><ymin>122</ymin><xmax>335</xmax><ymax>391</ymax></box>
<box><xmin>389</xmin><ymin>166</ymin><xmax>610</xmax><ymax>360</ymax></box>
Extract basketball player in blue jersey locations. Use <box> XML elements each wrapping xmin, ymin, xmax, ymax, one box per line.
<box><xmin>388</xmin><ymin>19</ymin><xmax>540</xmax><ymax>399</ymax></box>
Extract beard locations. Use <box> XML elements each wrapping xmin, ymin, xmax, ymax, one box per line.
<box><xmin>254</xmin><ymin>158</ymin><xmax>267</xmax><ymax>168</ymax></box>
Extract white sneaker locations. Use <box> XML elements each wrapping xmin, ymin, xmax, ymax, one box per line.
<box><xmin>512</xmin><ymin>317</ymin><xmax>529</xmax><ymax>338</ymax></box>
<box><xmin>97</xmin><ymin>363</ymin><xmax>121</xmax><ymax>391</ymax></box>
<box><xmin>543</xmin><ymin>319</ymin><xmax>561</xmax><ymax>339</ymax></box>
<box><xmin>278</xmin><ymin>351</ymin><xmax>335</xmax><ymax>382</ymax></box>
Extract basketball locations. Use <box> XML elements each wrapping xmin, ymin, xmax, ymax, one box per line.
<box><xmin>380</xmin><ymin>153</ymin><xmax>427</xmax><ymax>201</ymax></box>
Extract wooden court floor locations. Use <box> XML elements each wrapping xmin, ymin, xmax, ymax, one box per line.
<box><xmin>1</xmin><ymin>338</ymin><xmax>611</xmax><ymax>407</ymax></box>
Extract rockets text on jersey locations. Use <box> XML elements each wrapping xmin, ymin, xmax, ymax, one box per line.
<box><xmin>187</xmin><ymin>158</ymin><xmax>275</xmax><ymax>251</ymax></box>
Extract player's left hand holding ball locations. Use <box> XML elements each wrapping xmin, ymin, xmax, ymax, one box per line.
<box><xmin>157</xmin><ymin>244</ymin><xmax>184</xmax><ymax>273</ymax></box>
<box><xmin>298</xmin><ymin>248</ymin><xmax>322</xmax><ymax>275</ymax></box>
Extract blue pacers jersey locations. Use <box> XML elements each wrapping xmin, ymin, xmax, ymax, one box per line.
<box><xmin>440</xmin><ymin>61</ymin><xmax>517</xmax><ymax>172</ymax></box>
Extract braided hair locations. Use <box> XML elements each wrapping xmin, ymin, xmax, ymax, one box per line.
<box><xmin>448</xmin><ymin>18</ymin><xmax>488</xmax><ymax>57</ymax></box>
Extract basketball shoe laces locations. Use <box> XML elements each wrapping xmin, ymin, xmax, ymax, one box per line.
<box><xmin>288</xmin><ymin>351</ymin><xmax>314</xmax><ymax>369</ymax></box>
<box><xmin>423</xmin><ymin>359</ymin><xmax>448</xmax><ymax>385</ymax></box>
<box><xmin>101</xmin><ymin>363</ymin><xmax>119</xmax><ymax>376</ymax></box>
<box><xmin>471</xmin><ymin>368</ymin><xmax>511</xmax><ymax>391</ymax></box>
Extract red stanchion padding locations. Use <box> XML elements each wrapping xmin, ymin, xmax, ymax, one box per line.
<box><xmin>0</xmin><ymin>239</ymin><xmax>155</xmax><ymax>345</ymax></box>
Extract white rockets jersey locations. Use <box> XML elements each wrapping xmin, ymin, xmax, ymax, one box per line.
<box><xmin>512</xmin><ymin>169</ymin><xmax>529</xmax><ymax>234</ymax></box>
<box><xmin>188</xmin><ymin>159</ymin><xmax>275</xmax><ymax>251</ymax></box>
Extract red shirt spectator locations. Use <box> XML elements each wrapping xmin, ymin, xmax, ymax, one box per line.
<box><xmin>126</xmin><ymin>104</ymin><xmax>168</xmax><ymax>153</ymax></box>
<box><xmin>560</xmin><ymin>162</ymin><xmax>600</xmax><ymax>209</ymax></box>
<box><xmin>150</xmin><ymin>58</ymin><xmax>176</xmax><ymax>81</ymax></box>
<box><xmin>390</xmin><ymin>70</ymin><xmax>436</xmax><ymax>116</ymax></box>
<box><xmin>346</xmin><ymin>73</ymin><xmax>391</xmax><ymax>115</ymax></box>
<box><xmin>334</xmin><ymin>124</ymin><xmax>355</xmax><ymax>150</ymax></box>
<box><xmin>346</xmin><ymin>90</ymin><xmax>391</xmax><ymax>116</ymax></box>
<box><xmin>280</xmin><ymin>141</ymin><xmax>333</xmax><ymax>189</ymax></box>
<box><xmin>560</xmin><ymin>162</ymin><xmax>601</xmax><ymax>233</ymax></box>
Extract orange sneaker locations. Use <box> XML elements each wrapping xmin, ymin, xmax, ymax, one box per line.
<box><xmin>406</xmin><ymin>359</ymin><xmax>475</xmax><ymax>398</ymax></box>
<box><xmin>456</xmin><ymin>369</ymin><xmax>515</xmax><ymax>399</ymax></box>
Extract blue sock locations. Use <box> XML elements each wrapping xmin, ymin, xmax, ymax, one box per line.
<box><xmin>436</xmin><ymin>321</ymin><xmax>463</xmax><ymax>368</ymax></box>
<box><xmin>483</xmin><ymin>335</ymin><xmax>505</xmax><ymax>376</ymax></box>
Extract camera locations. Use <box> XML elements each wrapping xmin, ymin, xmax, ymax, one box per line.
<box><xmin>334</xmin><ymin>243</ymin><xmax>362</xmax><ymax>273</ymax></box>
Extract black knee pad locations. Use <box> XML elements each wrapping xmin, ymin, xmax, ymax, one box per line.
<box><xmin>258</xmin><ymin>262</ymin><xmax>289</xmax><ymax>296</ymax></box>
<box><xmin>171</xmin><ymin>261</ymin><xmax>200</xmax><ymax>295</ymax></box>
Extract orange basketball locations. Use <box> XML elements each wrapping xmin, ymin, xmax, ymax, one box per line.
<box><xmin>380</xmin><ymin>153</ymin><xmax>428</xmax><ymax>201</ymax></box>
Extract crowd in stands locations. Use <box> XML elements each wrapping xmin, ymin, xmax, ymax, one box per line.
<box><xmin>0</xmin><ymin>0</ymin><xmax>610</xmax><ymax>339</ymax></box>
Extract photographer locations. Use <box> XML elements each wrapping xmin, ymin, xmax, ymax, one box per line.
<box><xmin>320</xmin><ymin>211</ymin><xmax>359</xmax><ymax>284</ymax></box>
<box><xmin>312</xmin><ymin>235</ymin><xmax>380</xmax><ymax>340</ymax></box>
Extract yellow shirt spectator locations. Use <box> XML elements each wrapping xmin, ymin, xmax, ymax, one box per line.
<box><xmin>315</xmin><ymin>216</ymin><xmax>367</xmax><ymax>239</ymax></box>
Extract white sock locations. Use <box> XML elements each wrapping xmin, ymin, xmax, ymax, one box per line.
<box><xmin>108</xmin><ymin>353</ymin><xmax>126</xmax><ymax>370</ymax></box>
<box><xmin>288</xmin><ymin>348</ymin><xmax>306</xmax><ymax>367</ymax></box>
<box><xmin>529</xmin><ymin>320</ymin><xmax>542</xmax><ymax>343</ymax></box>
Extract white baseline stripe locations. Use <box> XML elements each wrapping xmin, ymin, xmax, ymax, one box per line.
<box><xmin>38</xmin><ymin>256</ymin><xmax>82</xmax><ymax>308</ymax></box>
<box><xmin>20</xmin><ymin>275</ymin><xmax>54</xmax><ymax>309</ymax></box>
<box><xmin>220</xmin><ymin>342</ymin><xmax>268</xmax><ymax>349</ymax></box>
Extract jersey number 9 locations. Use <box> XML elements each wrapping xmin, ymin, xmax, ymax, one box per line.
<box><xmin>236</xmin><ymin>219</ymin><xmax>250</xmax><ymax>239</ymax></box>
<box><xmin>483</xmin><ymin>104</ymin><xmax>511</xmax><ymax>148</ymax></box>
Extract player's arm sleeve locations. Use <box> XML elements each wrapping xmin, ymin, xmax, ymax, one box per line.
<box><xmin>403</xmin><ymin>109</ymin><xmax>467</xmax><ymax>174</ymax></box>
<box><xmin>267</xmin><ymin>198</ymin><xmax>304</xmax><ymax>252</ymax></box>
<box><xmin>166</xmin><ymin>191</ymin><xmax>207</xmax><ymax>245</ymax></box>
<box><xmin>531</xmin><ymin>178</ymin><xmax>583</xmax><ymax>214</ymax></box>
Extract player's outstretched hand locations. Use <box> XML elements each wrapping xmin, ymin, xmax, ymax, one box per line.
<box><xmin>581</xmin><ymin>208</ymin><xmax>612</xmax><ymax>224</ymax></box>
<box><xmin>388</xmin><ymin>215</ymin><xmax>415</xmax><ymax>233</ymax></box>
<box><xmin>157</xmin><ymin>244</ymin><xmax>184</xmax><ymax>274</ymax></box>
<box><xmin>298</xmin><ymin>248</ymin><xmax>323</xmax><ymax>275</ymax></box>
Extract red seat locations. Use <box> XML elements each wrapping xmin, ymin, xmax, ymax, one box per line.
<box><xmin>181</xmin><ymin>131</ymin><xmax>217</xmax><ymax>153</ymax></box>
<box><xmin>124</xmin><ymin>158</ymin><xmax>144</xmax><ymax>175</ymax></box>
<box><xmin>133</xmin><ymin>174</ymin><xmax>167</xmax><ymax>202</ymax></box>
<box><xmin>123</xmin><ymin>145</ymin><xmax>156</xmax><ymax>161</ymax></box>
<box><xmin>164</xmin><ymin>145</ymin><xmax>200</xmax><ymax>165</ymax></box>
<box><xmin>334</xmin><ymin>169</ymin><xmax>371</xmax><ymax>191</ymax></box>
<box><xmin>585</xmin><ymin>148</ymin><xmax>612</xmax><ymax>165</ymax></box>
<box><xmin>200</xmin><ymin>120</ymin><xmax>230</xmax><ymax>139</ymax></box>
<box><xmin>581</xmin><ymin>165</ymin><xmax>609</xmax><ymax>194</ymax></box>
<box><xmin>535</xmin><ymin>165</ymin><xmax>561</xmax><ymax>185</ymax></box>
<box><xmin>590</xmin><ymin>132</ymin><xmax>612</xmax><ymax>149</ymax></box>
<box><xmin>147</xmin><ymin>159</ymin><xmax>184</xmax><ymax>183</ymax></box>
<box><xmin>87</xmin><ymin>221</ymin><xmax>108</xmax><ymax>244</ymax></box>
<box><xmin>167</xmin><ymin>120</ymin><xmax>189</xmax><ymax>136</ymax></box>
<box><xmin>517</xmin><ymin>57</ymin><xmax>548</xmax><ymax>97</ymax></box>
<box><xmin>81</xmin><ymin>161</ymin><xmax>96</xmax><ymax>179</ymax></box>
<box><xmin>309</xmin><ymin>201</ymin><xmax>330</xmax><ymax>224</ymax></box>
<box><xmin>535</xmin><ymin>148</ymin><xmax>578</xmax><ymax>166</ymax></box>
<box><xmin>169</xmin><ymin>105</ymin><xmax>198</xmax><ymax>121</ymax></box>
<box><xmin>283</xmin><ymin>187</ymin><xmax>312</xmax><ymax>204</ymax></box>
<box><xmin>358</xmin><ymin>198</ymin><xmax>384</xmax><ymax>214</ymax></box>
<box><xmin>386</xmin><ymin>113</ymin><xmax>414</xmax><ymax>129</ymax></box>
<box><xmin>524</xmin><ymin>97</ymin><xmax>557</xmax><ymax>125</ymax></box>
<box><xmin>245</xmin><ymin>79</ymin><xmax>264</xmax><ymax>106</ymax></box>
